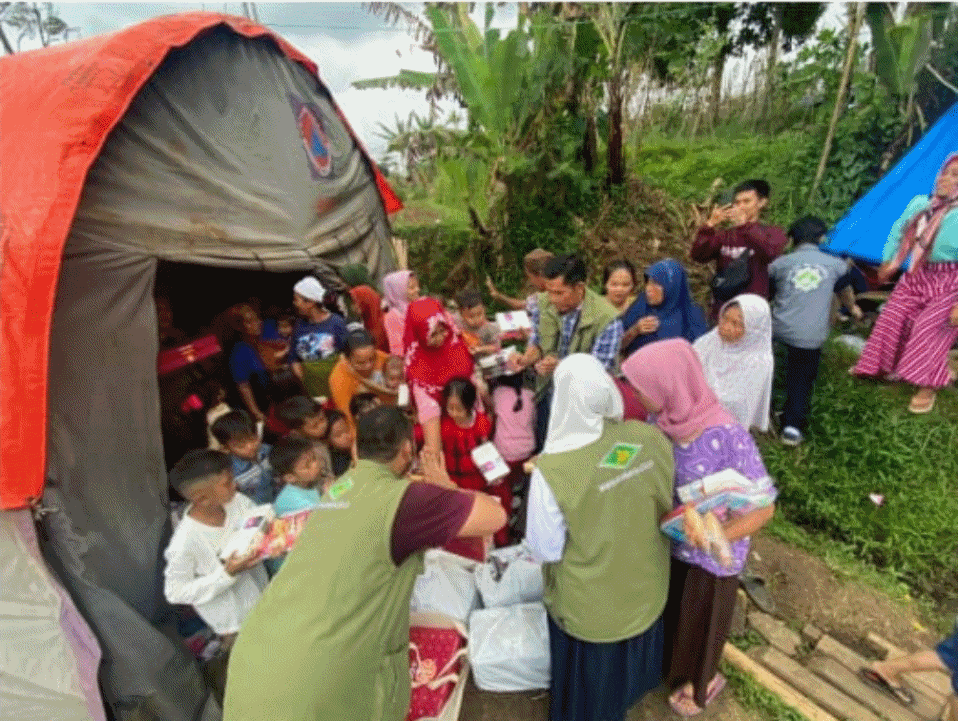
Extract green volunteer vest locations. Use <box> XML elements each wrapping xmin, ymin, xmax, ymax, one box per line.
<box><xmin>536</xmin><ymin>288</ymin><xmax>620</xmax><ymax>398</ymax></box>
<box><xmin>223</xmin><ymin>460</ymin><xmax>423</xmax><ymax>721</ymax></box>
<box><xmin>538</xmin><ymin>421</ymin><xmax>675</xmax><ymax>643</ymax></box>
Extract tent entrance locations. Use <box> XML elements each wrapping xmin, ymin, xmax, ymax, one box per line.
<box><xmin>155</xmin><ymin>260</ymin><xmax>312</xmax><ymax>472</ymax></box>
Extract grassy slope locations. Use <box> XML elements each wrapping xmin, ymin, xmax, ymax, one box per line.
<box><xmin>631</xmin><ymin>130</ymin><xmax>810</xmax><ymax>227</ymax></box>
<box><xmin>759</xmin><ymin>342</ymin><xmax>958</xmax><ymax>602</ymax></box>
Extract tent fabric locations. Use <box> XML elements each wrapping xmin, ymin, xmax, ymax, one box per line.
<box><xmin>0</xmin><ymin>13</ymin><xmax>403</xmax><ymax>720</ymax></box>
<box><xmin>822</xmin><ymin>101</ymin><xmax>958</xmax><ymax>264</ymax></box>
<box><xmin>0</xmin><ymin>12</ymin><xmax>401</xmax><ymax>511</ymax></box>
<box><xmin>0</xmin><ymin>510</ymin><xmax>105</xmax><ymax>721</ymax></box>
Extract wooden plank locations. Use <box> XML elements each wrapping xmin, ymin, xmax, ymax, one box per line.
<box><xmin>816</xmin><ymin>635</ymin><xmax>869</xmax><ymax>672</ymax></box>
<box><xmin>722</xmin><ymin>644</ymin><xmax>840</xmax><ymax>721</ymax></box>
<box><xmin>818</xmin><ymin>633</ymin><xmax>945</xmax><ymax>716</ymax></box>
<box><xmin>748</xmin><ymin>611</ymin><xmax>802</xmax><ymax>656</ymax></box>
<box><xmin>806</xmin><ymin>653</ymin><xmax>924</xmax><ymax>721</ymax></box>
<box><xmin>802</xmin><ymin>623</ymin><xmax>824</xmax><ymax>645</ymax></box>
<box><xmin>866</xmin><ymin>632</ymin><xmax>952</xmax><ymax>701</ymax></box>
<box><xmin>757</xmin><ymin>646</ymin><xmax>882</xmax><ymax>721</ymax></box>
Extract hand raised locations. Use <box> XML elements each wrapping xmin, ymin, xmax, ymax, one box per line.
<box><xmin>420</xmin><ymin>450</ymin><xmax>456</xmax><ymax>489</ymax></box>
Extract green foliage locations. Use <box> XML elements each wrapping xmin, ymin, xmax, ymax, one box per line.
<box><xmin>351</xmin><ymin>69</ymin><xmax>438</xmax><ymax>92</ymax></box>
<box><xmin>793</xmin><ymin>75</ymin><xmax>904</xmax><ymax>218</ymax></box>
<box><xmin>0</xmin><ymin>1</ymin><xmax>73</xmax><ymax>52</ymax></box>
<box><xmin>391</xmin><ymin>201</ymin><xmax>474</xmax><ymax>295</ymax></box>
<box><xmin>631</xmin><ymin>131</ymin><xmax>806</xmax><ymax>227</ymax></box>
<box><xmin>632</xmin><ymin>23</ymin><xmax>907</xmax><ymax>226</ymax></box>
<box><xmin>866</xmin><ymin>3</ymin><xmax>933</xmax><ymax>100</ymax></box>
<box><xmin>730</xmin><ymin>627</ymin><xmax>768</xmax><ymax>653</ymax></box>
<box><xmin>759</xmin><ymin>344</ymin><xmax>958</xmax><ymax>601</ymax></box>
<box><xmin>721</xmin><ymin>661</ymin><xmax>809</xmax><ymax>721</ymax></box>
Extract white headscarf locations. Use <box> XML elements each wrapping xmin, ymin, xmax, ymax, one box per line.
<box><xmin>692</xmin><ymin>293</ymin><xmax>773</xmax><ymax>432</ymax></box>
<box><xmin>542</xmin><ymin>354</ymin><xmax>624</xmax><ymax>455</ymax></box>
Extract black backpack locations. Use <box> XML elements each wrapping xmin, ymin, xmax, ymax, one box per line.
<box><xmin>710</xmin><ymin>250</ymin><xmax>752</xmax><ymax>305</ymax></box>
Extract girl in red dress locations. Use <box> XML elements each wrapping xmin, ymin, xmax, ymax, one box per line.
<box><xmin>440</xmin><ymin>377</ymin><xmax>512</xmax><ymax>546</ymax></box>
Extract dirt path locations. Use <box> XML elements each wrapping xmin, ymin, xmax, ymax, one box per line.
<box><xmin>749</xmin><ymin>535</ymin><xmax>942</xmax><ymax>651</ymax></box>
<box><xmin>460</xmin><ymin>679</ymin><xmax>764</xmax><ymax>721</ymax></box>
<box><xmin>459</xmin><ymin>532</ymin><xmax>942</xmax><ymax>721</ymax></box>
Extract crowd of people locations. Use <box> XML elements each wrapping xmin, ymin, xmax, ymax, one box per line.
<box><xmin>159</xmin><ymin>165</ymin><xmax>958</xmax><ymax>721</ymax></box>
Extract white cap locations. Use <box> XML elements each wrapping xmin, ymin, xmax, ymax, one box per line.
<box><xmin>293</xmin><ymin>276</ymin><xmax>326</xmax><ymax>302</ymax></box>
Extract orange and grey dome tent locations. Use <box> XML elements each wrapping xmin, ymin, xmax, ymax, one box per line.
<box><xmin>0</xmin><ymin>13</ymin><xmax>401</xmax><ymax>720</ymax></box>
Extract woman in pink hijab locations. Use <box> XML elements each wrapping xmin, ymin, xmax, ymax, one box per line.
<box><xmin>381</xmin><ymin>270</ymin><xmax>420</xmax><ymax>355</ymax></box>
<box><xmin>852</xmin><ymin>153</ymin><xmax>958</xmax><ymax>413</ymax></box>
<box><xmin>622</xmin><ymin>338</ymin><xmax>776</xmax><ymax>717</ymax></box>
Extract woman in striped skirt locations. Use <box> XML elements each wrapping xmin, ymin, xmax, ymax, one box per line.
<box><xmin>853</xmin><ymin>154</ymin><xmax>958</xmax><ymax>413</ymax></box>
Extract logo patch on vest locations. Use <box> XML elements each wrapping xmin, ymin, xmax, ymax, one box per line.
<box><xmin>598</xmin><ymin>443</ymin><xmax>642</xmax><ymax>470</ymax></box>
<box><xmin>326</xmin><ymin>476</ymin><xmax>354</xmax><ymax>501</ymax></box>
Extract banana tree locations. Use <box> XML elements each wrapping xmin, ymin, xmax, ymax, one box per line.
<box><xmin>422</xmin><ymin>5</ymin><xmax>573</xmax><ymax>256</ymax></box>
<box><xmin>866</xmin><ymin>3</ymin><xmax>933</xmax><ymax>137</ymax></box>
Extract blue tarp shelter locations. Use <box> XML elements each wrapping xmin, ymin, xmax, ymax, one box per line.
<box><xmin>822</xmin><ymin>101</ymin><xmax>958</xmax><ymax>264</ymax></box>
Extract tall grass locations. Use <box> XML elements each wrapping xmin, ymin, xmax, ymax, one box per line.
<box><xmin>630</xmin><ymin>131</ymin><xmax>809</xmax><ymax>228</ymax></box>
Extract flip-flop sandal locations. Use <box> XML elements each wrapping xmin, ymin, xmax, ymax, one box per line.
<box><xmin>908</xmin><ymin>393</ymin><xmax>937</xmax><ymax>414</ymax></box>
<box><xmin>704</xmin><ymin>673</ymin><xmax>727</xmax><ymax>706</ymax></box>
<box><xmin>668</xmin><ymin>687</ymin><xmax>702</xmax><ymax>718</ymax></box>
<box><xmin>858</xmin><ymin>667</ymin><xmax>915</xmax><ymax>706</ymax></box>
<box><xmin>739</xmin><ymin>573</ymin><xmax>776</xmax><ymax>615</ymax></box>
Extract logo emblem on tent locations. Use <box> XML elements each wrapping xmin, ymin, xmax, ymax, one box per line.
<box><xmin>289</xmin><ymin>94</ymin><xmax>333</xmax><ymax>179</ymax></box>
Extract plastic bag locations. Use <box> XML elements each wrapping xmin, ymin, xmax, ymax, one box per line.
<box><xmin>469</xmin><ymin>602</ymin><xmax>550</xmax><ymax>692</ymax></box>
<box><xmin>474</xmin><ymin>544</ymin><xmax>543</xmax><ymax>608</ymax></box>
<box><xmin>410</xmin><ymin>554</ymin><xmax>480</xmax><ymax>625</ymax></box>
<box><xmin>834</xmin><ymin>334</ymin><xmax>867</xmax><ymax>355</ymax></box>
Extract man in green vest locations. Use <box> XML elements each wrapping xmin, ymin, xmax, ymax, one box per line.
<box><xmin>222</xmin><ymin>406</ymin><xmax>506</xmax><ymax>721</ymax></box>
<box><xmin>525</xmin><ymin>354</ymin><xmax>674</xmax><ymax>721</ymax></box>
<box><xmin>509</xmin><ymin>253</ymin><xmax>623</xmax><ymax>451</ymax></box>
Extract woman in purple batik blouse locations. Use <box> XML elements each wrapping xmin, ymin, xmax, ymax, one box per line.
<box><xmin>622</xmin><ymin>338</ymin><xmax>776</xmax><ymax>717</ymax></box>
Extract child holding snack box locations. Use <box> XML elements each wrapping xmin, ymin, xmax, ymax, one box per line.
<box><xmin>453</xmin><ymin>288</ymin><xmax>502</xmax><ymax>359</ymax></box>
<box><xmin>163</xmin><ymin>450</ymin><xmax>268</xmax><ymax>645</ymax></box>
<box><xmin>268</xmin><ymin>436</ymin><xmax>327</xmax><ymax>572</ymax></box>
<box><xmin>434</xmin><ymin>377</ymin><xmax>511</xmax><ymax>546</ymax></box>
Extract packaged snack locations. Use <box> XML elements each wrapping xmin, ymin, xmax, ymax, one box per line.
<box><xmin>470</xmin><ymin>442</ymin><xmax>509</xmax><ymax>482</ymax></box>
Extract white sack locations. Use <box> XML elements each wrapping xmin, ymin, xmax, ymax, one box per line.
<box><xmin>475</xmin><ymin>544</ymin><xmax>543</xmax><ymax>608</ymax></box>
<box><xmin>469</xmin><ymin>602</ymin><xmax>550</xmax><ymax>692</ymax></box>
<box><xmin>410</xmin><ymin>554</ymin><xmax>480</xmax><ymax>625</ymax></box>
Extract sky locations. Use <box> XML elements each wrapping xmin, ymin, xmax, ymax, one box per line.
<box><xmin>34</xmin><ymin>2</ymin><xmax>500</xmax><ymax>163</ymax></box>
<box><xmin>16</xmin><ymin>2</ymin><xmax>846</xmax><ymax>163</ymax></box>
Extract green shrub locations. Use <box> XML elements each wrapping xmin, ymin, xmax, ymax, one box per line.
<box><xmin>631</xmin><ymin>132</ymin><xmax>808</xmax><ymax>228</ymax></box>
<box><xmin>759</xmin><ymin>343</ymin><xmax>958</xmax><ymax>601</ymax></box>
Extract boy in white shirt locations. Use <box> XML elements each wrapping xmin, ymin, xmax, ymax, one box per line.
<box><xmin>164</xmin><ymin>449</ymin><xmax>268</xmax><ymax>646</ymax></box>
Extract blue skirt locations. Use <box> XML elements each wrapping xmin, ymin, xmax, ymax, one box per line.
<box><xmin>548</xmin><ymin>613</ymin><xmax>664</xmax><ymax>721</ymax></box>
<box><xmin>936</xmin><ymin>629</ymin><xmax>958</xmax><ymax>694</ymax></box>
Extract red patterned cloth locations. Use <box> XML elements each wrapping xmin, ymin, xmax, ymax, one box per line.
<box><xmin>407</xmin><ymin>626</ymin><xmax>465</xmax><ymax>721</ymax></box>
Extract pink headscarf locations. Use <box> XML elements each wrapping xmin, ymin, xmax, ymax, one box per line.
<box><xmin>382</xmin><ymin>270</ymin><xmax>414</xmax><ymax>315</ymax></box>
<box><xmin>888</xmin><ymin>153</ymin><xmax>958</xmax><ymax>275</ymax></box>
<box><xmin>621</xmin><ymin>338</ymin><xmax>735</xmax><ymax>442</ymax></box>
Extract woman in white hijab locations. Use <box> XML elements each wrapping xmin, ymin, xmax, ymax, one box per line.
<box><xmin>693</xmin><ymin>294</ymin><xmax>774</xmax><ymax>432</ymax></box>
<box><xmin>525</xmin><ymin>354</ymin><xmax>675</xmax><ymax>721</ymax></box>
